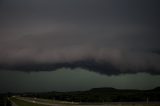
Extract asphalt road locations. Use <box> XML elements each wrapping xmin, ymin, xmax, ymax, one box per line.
<box><xmin>15</xmin><ymin>97</ymin><xmax>67</xmax><ymax>106</ymax></box>
<box><xmin>11</xmin><ymin>101</ymin><xmax>18</xmax><ymax>106</ymax></box>
<box><xmin>14</xmin><ymin>97</ymin><xmax>160</xmax><ymax>106</ymax></box>
<box><xmin>14</xmin><ymin>97</ymin><xmax>108</xmax><ymax>106</ymax></box>
<box><xmin>8</xmin><ymin>99</ymin><xmax>18</xmax><ymax>106</ymax></box>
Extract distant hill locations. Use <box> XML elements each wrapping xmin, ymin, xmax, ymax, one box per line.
<box><xmin>152</xmin><ymin>87</ymin><xmax>160</xmax><ymax>91</ymax></box>
<box><xmin>18</xmin><ymin>87</ymin><xmax>160</xmax><ymax>102</ymax></box>
<box><xmin>89</xmin><ymin>87</ymin><xmax>116</xmax><ymax>92</ymax></box>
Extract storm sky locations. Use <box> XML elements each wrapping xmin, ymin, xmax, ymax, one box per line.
<box><xmin>0</xmin><ymin>0</ymin><xmax>160</xmax><ymax>92</ymax></box>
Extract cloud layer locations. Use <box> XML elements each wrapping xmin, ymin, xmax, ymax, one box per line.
<box><xmin>0</xmin><ymin>0</ymin><xmax>160</xmax><ymax>75</ymax></box>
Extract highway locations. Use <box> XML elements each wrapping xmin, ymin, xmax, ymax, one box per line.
<box><xmin>13</xmin><ymin>97</ymin><xmax>108</xmax><ymax>106</ymax></box>
<box><xmin>15</xmin><ymin>97</ymin><xmax>72</xmax><ymax>106</ymax></box>
<box><xmin>11</xmin><ymin>101</ymin><xmax>18</xmax><ymax>106</ymax></box>
<box><xmin>12</xmin><ymin>97</ymin><xmax>160</xmax><ymax>106</ymax></box>
<box><xmin>8</xmin><ymin>98</ymin><xmax>18</xmax><ymax>106</ymax></box>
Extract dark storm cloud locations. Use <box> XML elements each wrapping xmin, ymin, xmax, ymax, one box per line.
<box><xmin>0</xmin><ymin>0</ymin><xmax>160</xmax><ymax>75</ymax></box>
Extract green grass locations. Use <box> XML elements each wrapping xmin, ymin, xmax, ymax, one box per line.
<box><xmin>10</xmin><ymin>97</ymin><xmax>160</xmax><ymax>106</ymax></box>
<box><xmin>19</xmin><ymin>97</ymin><xmax>74</xmax><ymax>104</ymax></box>
<box><xmin>10</xmin><ymin>97</ymin><xmax>50</xmax><ymax>106</ymax></box>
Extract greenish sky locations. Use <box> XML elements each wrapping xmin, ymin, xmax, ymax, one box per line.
<box><xmin>0</xmin><ymin>68</ymin><xmax>160</xmax><ymax>93</ymax></box>
<box><xmin>0</xmin><ymin>0</ymin><xmax>160</xmax><ymax>93</ymax></box>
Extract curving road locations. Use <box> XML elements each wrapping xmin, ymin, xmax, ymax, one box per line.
<box><xmin>11</xmin><ymin>101</ymin><xmax>18</xmax><ymax>106</ymax></box>
<box><xmin>13</xmin><ymin>97</ymin><xmax>160</xmax><ymax>106</ymax></box>
<box><xmin>15</xmin><ymin>97</ymin><xmax>68</xmax><ymax>106</ymax></box>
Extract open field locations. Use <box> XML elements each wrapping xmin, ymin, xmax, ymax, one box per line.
<box><xmin>10</xmin><ymin>97</ymin><xmax>160</xmax><ymax>106</ymax></box>
<box><xmin>10</xmin><ymin>97</ymin><xmax>49</xmax><ymax>106</ymax></box>
<box><xmin>16</xmin><ymin>96</ymin><xmax>77</xmax><ymax>104</ymax></box>
<box><xmin>11</xmin><ymin>96</ymin><xmax>77</xmax><ymax>106</ymax></box>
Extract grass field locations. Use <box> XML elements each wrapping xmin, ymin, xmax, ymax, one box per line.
<box><xmin>10</xmin><ymin>97</ymin><xmax>160</xmax><ymax>106</ymax></box>
<box><xmin>10</xmin><ymin>98</ymin><xmax>50</xmax><ymax>106</ymax></box>
<box><xmin>17</xmin><ymin>96</ymin><xmax>77</xmax><ymax>104</ymax></box>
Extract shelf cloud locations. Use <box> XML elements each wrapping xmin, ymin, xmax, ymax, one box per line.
<box><xmin>0</xmin><ymin>0</ymin><xmax>160</xmax><ymax>75</ymax></box>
